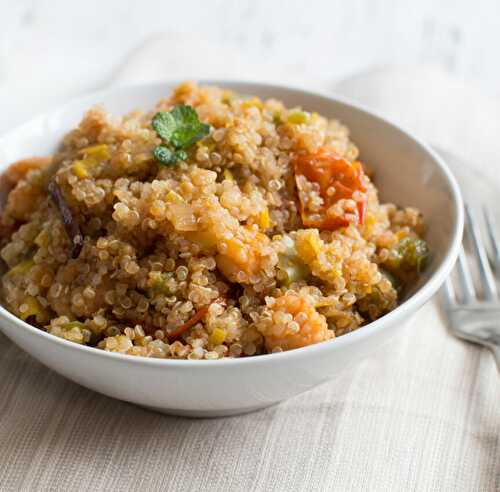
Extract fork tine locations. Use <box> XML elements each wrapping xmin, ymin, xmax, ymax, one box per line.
<box><xmin>456</xmin><ymin>246</ymin><xmax>475</xmax><ymax>303</ymax></box>
<box><xmin>441</xmin><ymin>277</ymin><xmax>456</xmax><ymax>307</ymax></box>
<box><xmin>465</xmin><ymin>204</ymin><xmax>497</xmax><ymax>300</ymax></box>
<box><xmin>483</xmin><ymin>206</ymin><xmax>500</xmax><ymax>267</ymax></box>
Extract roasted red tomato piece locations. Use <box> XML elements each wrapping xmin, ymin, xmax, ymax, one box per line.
<box><xmin>293</xmin><ymin>147</ymin><xmax>367</xmax><ymax>230</ymax></box>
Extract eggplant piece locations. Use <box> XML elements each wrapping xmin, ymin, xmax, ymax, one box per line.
<box><xmin>48</xmin><ymin>180</ymin><xmax>83</xmax><ymax>259</ymax></box>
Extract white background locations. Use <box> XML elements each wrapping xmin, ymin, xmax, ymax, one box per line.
<box><xmin>1</xmin><ymin>0</ymin><xmax>500</xmax><ymax>133</ymax></box>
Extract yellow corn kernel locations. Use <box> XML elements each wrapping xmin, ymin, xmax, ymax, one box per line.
<box><xmin>298</xmin><ymin>231</ymin><xmax>321</xmax><ymax>262</ymax></box>
<box><xmin>209</xmin><ymin>328</ymin><xmax>226</xmax><ymax>345</ymax></box>
<box><xmin>18</xmin><ymin>296</ymin><xmax>41</xmax><ymax>320</ymax></box>
<box><xmin>165</xmin><ymin>190</ymin><xmax>185</xmax><ymax>204</ymax></box>
<box><xmin>72</xmin><ymin>160</ymin><xmax>90</xmax><ymax>178</ymax></box>
<box><xmin>73</xmin><ymin>145</ymin><xmax>110</xmax><ymax>178</ymax></box>
<box><xmin>196</xmin><ymin>141</ymin><xmax>216</xmax><ymax>152</ymax></box>
<box><xmin>257</xmin><ymin>208</ymin><xmax>270</xmax><ymax>229</ymax></box>
<box><xmin>223</xmin><ymin>169</ymin><xmax>234</xmax><ymax>182</ymax></box>
<box><xmin>7</xmin><ymin>259</ymin><xmax>35</xmax><ymax>277</ymax></box>
<box><xmin>287</xmin><ymin>110</ymin><xmax>309</xmax><ymax>124</ymax></box>
<box><xmin>79</xmin><ymin>144</ymin><xmax>110</xmax><ymax>161</ymax></box>
<box><xmin>241</xmin><ymin>97</ymin><xmax>263</xmax><ymax>110</ymax></box>
<box><xmin>364</xmin><ymin>214</ymin><xmax>376</xmax><ymax>227</ymax></box>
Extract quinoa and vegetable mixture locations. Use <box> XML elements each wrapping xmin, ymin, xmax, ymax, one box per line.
<box><xmin>0</xmin><ymin>83</ymin><xmax>429</xmax><ymax>359</ymax></box>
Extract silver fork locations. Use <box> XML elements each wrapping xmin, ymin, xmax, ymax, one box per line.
<box><xmin>441</xmin><ymin>204</ymin><xmax>500</xmax><ymax>370</ymax></box>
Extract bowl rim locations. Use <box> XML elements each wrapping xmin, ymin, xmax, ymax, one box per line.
<box><xmin>0</xmin><ymin>79</ymin><xmax>464</xmax><ymax>368</ymax></box>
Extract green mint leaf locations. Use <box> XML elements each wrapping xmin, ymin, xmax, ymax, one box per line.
<box><xmin>174</xmin><ymin>150</ymin><xmax>188</xmax><ymax>161</ymax></box>
<box><xmin>170</xmin><ymin>106</ymin><xmax>210</xmax><ymax>149</ymax></box>
<box><xmin>152</xmin><ymin>105</ymin><xmax>210</xmax><ymax>150</ymax></box>
<box><xmin>153</xmin><ymin>145</ymin><xmax>178</xmax><ymax>166</ymax></box>
<box><xmin>152</xmin><ymin>111</ymin><xmax>176</xmax><ymax>141</ymax></box>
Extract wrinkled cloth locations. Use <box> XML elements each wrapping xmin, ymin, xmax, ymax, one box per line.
<box><xmin>0</xmin><ymin>50</ymin><xmax>499</xmax><ymax>491</ymax></box>
<box><xmin>1</xmin><ymin>302</ymin><xmax>498</xmax><ymax>491</ymax></box>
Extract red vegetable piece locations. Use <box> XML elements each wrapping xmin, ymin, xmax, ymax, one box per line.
<box><xmin>294</xmin><ymin>147</ymin><xmax>368</xmax><ymax>230</ymax></box>
<box><xmin>167</xmin><ymin>296</ymin><xmax>226</xmax><ymax>343</ymax></box>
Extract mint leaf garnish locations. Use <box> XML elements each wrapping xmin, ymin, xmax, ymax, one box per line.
<box><xmin>152</xmin><ymin>112</ymin><xmax>176</xmax><ymax>141</ymax></box>
<box><xmin>152</xmin><ymin>105</ymin><xmax>210</xmax><ymax>166</ymax></box>
<box><xmin>174</xmin><ymin>150</ymin><xmax>188</xmax><ymax>161</ymax></box>
<box><xmin>153</xmin><ymin>145</ymin><xmax>177</xmax><ymax>166</ymax></box>
<box><xmin>168</xmin><ymin>106</ymin><xmax>210</xmax><ymax>149</ymax></box>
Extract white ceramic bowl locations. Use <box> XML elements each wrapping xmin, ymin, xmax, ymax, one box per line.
<box><xmin>0</xmin><ymin>81</ymin><xmax>463</xmax><ymax>417</ymax></box>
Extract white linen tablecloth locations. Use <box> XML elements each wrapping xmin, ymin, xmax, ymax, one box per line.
<box><xmin>0</xmin><ymin>41</ymin><xmax>499</xmax><ymax>490</ymax></box>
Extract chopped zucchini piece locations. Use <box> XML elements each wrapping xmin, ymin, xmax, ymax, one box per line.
<box><xmin>7</xmin><ymin>259</ymin><xmax>35</xmax><ymax>277</ymax></box>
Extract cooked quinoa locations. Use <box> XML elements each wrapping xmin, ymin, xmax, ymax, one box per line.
<box><xmin>0</xmin><ymin>82</ymin><xmax>429</xmax><ymax>359</ymax></box>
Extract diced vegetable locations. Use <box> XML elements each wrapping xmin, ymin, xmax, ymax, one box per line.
<box><xmin>165</xmin><ymin>190</ymin><xmax>185</xmax><ymax>204</ymax></box>
<box><xmin>34</xmin><ymin>229</ymin><xmax>49</xmax><ymax>248</ymax></box>
<box><xmin>48</xmin><ymin>181</ymin><xmax>84</xmax><ymax>258</ymax></box>
<box><xmin>276</xmin><ymin>235</ymin><xmax>310</xmax><ymax>286</ymax></box>
<box><xmin>79</xmin><ymin>144</ymin><xmax>110</xmax><ymax>160</ymax></box>
<box><xmin>277</xmin><ymin>259</ymin><xmax>309</xmax><ymax>286</ymax></box>
<box><xmin>166</xmin><ymin>203</ymin><xmax>197</xmax><ymax>231</ymax></box>
<box><xmin>293</xmin><ymin>148</ymin><xmax>367</xmax><ymax>230</ymax></box>
<box><xmin>294</xmin><ymin>229</ymin><xmax>342</xmax><ymax>285</ymax></box>
<box><xmin>72</xmin><ymin>144</ymin><xmax>110</xmax><ymax>178</ymax></box>
<box><xmin>60</xmin><ymin>321</ymin><xmax>86</xmax><ymax>330</ymax></box>
<box><xmin>294</xmin><ymin>230</ymin><xmax>321</xmax><ymax>263</ymax></box>
<box><xmin>402</xmin><ymin>237</ymin><xmax>429</xmax><ymax>272</ymax></box>
<box><xmin>18</xmin><ymin>296</ymin><xmax>42</xmax><ymax>321</ymax></box>
<box><xmin>196</xmin><ymin>140</ymin><xmax>216</xmax><ymax>152</ymax></box>
<box><xmin>287</xmin><ymin>110</ymin><xmax>309</xmax><ymax>124</ymax></box>
<box><xmin>215</xmin><ymin>227</ymin><xmax>270</xmax><ymax>282</ymax></box>
<box><xmin>257</xmin><ymin>208</ymin><xmax>271</xmax><ymax>230</ymax></box>
<box><xmin>209</xmin><ymin>328</ymin><xmax>226</xmax><ymax>345</ymax></box>
<box><xmin>398</xmin><ymin>237</ymin><xmax>429</xmax><ymax>273</ymax></box>
<box><xmin>241</xmin><ymin>97</ymin><xmax>263</xmax><ymax>110</ymax></box>
<box><xmin>7</xmin><ymin>258</ymin><xmax>35</xmax><ymax>276</ymax></box>
<box><xmin>72</xmin><ymin>161</ymin><xmax>90</xmax><ymax>178</ymax></box>
<box><xmin>384</xmin><ymin>237</ymin><xmax>430</xmax><ymax>274</ymax></box>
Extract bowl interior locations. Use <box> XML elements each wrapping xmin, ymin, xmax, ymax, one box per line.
<box><xmin>0</xmin><ymin>80</ymin><xmax>461</xmax><ymax>305</ymax></box>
